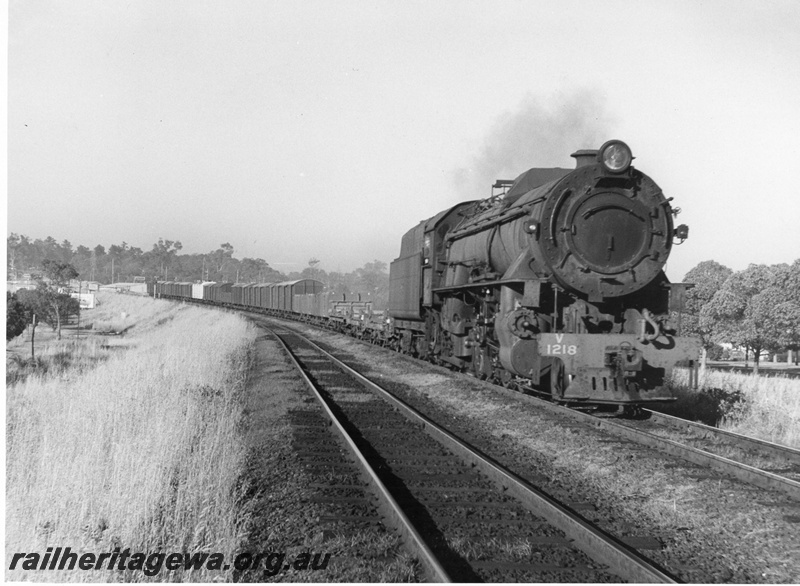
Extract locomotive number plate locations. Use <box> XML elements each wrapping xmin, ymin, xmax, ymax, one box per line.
<box><xmin>541</xmin><ymin>334</ymin><xmax>579</xmax><ymax>357</ymax></box>
<box><xmin>544</xmin><ymin>343</ymin><xmax>578</xmax><ymax>356</ymax></box>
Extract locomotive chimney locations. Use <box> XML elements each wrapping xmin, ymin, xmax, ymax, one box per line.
<box><xmin>570</xmin><ymin>149</ymin><xmax>598</xmax><ymax>168</ymax></box>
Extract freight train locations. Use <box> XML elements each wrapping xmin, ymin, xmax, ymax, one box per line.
<box><xmin>149</xmin><ymin>279</ymin><xmax>386</xmax><ymax>340</ymax></box>
<box><xmin>152</xmin><ymin>140</ymin><xmax>701</xmax><ymax>410</ymax></box>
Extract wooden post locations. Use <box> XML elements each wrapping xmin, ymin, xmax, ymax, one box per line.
<box><xmin>30</xmin><ymin>313</ymin><xmax>37</xmax><ymax>361</ymax></box>
<box><xmin>77</xmin><ymin>281</ymin><xmax>82</xmax><ymax>340</ymax></box>
<box><xmin>55</xmin><ymin>302</ymin><xmax>61</xmax><ymax>340</ymax></box>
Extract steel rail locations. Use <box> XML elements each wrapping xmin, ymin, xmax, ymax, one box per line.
<box><xmin>594</xmin><ymin>418</ymin><xmax>800</xmax><ymax>501</ymax></box>
<box><xmin>269</xmin><ymin>328</ymin><xmax>451</xmax><ymax>583</ymax></box>
<box><xmin>643</xmin><ymin>408</ymin><xmax>800</xmax><ymax>465</ymax></box>
<box><xmin>442</xmin><ymin>365</ymin><xmax>800</xmax><ymax>502</ymax></box>
<box><xmin>490</xmin><ymin>386</ymin><xmax>800</xmax><ymax>501</ymax></box>
<box><xmin>294</xmin><ymin>331</ymin><xmax>679</xmax><ymax>584</ymax></box>
<box><xmin>264</xmin><ymin>313</ymin><xmax>799</xmax><ymax>501</ymax></box>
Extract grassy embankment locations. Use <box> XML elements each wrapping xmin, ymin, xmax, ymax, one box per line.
<box><xmin>6</xmin><ymin>292</ymin><xmax>257</xmax><ymax>581</ymax></box>
<box><xmin>664</xmin><ymin>367</ymin><xmax>800</xmax><ymax>448</ymax></box>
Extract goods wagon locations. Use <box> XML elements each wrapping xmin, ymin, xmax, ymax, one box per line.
<box><xmin>231</xmin><ymin>283</ymin><xmax>247</xmax><ymax>306</ymax></box>
<box><xmin>205</xmin><ymin>282</ymin><xmax>233</xmax><ymax>304</ymax></box>
<box><xmin>192</xmin><ymin>282</ymin><xmax>214</xmax><ymax>300</ymax></box>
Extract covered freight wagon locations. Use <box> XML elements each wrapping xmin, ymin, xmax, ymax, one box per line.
<box><xmin>294</xmin><ymin>291</ymin><xmax>329</xmax><ymax>317</ymax></box>
<box><xmin>255</xmin><ymin>283</ymin><xmax>275</xmax><ymax>309</ymax></box>
<box><xmin>275</xmin><ymin>279</ymin><xmax>324</xmax><ymax>312</ymax></box>
<box><xmin>232</xmin><ymin>283</ymin><xmax>247</xmax><ymax>306</ymax></box>
<box><xmin>192</xmin><ymin>282</ymin><xmax>214</xmax><ymax>300</ymax></box>
<box><xmin>242</xmin><ymin>284</ymin><xmax>256</xmax><ymax>308</ymax></box>
<box><xmin>175</xmin><ymin>282</ymin><xmax>192</xmax><ymax>298</ymax></box>
<box><xmin>205</xmin><ymin>282</ymin><xmax>233</xmax><ymax>304</ymax></box>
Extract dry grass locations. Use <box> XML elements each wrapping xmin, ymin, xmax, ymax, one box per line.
<box><xmin>668</xmin><ymin>367</ymin><xmax>800</xmax><ymax>448</ymax></box>
<box><xmin>6</xmin><ymin>292</ymin><xmax>190</xmax><ymax>385</ymax></box>
<box><xmin>6</xmin><ymin>293</ymin><xmax>257</xmax><ymax>581</ymax></box>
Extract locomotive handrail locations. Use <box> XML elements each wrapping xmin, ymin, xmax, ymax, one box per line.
<box><xmin>446</xmin><ymin>196</ymin><xmax>546</xmax><ymax>242</ymax></box>
<box><xmin>432</xmin><ymin>277</ymin><xmax>538</xmax><ymax>293</ymax></box>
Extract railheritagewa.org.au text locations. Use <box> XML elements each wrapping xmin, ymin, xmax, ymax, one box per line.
<box><xmin>9</xmin><ymin>547</ymin><xmax>332</xmax><ymax>577</ymax></box>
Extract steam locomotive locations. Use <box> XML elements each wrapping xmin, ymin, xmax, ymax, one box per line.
<box><xmin>152</xmin><ymin>140</ymin><xmax>700</xmax><ymax>408</ymax></box>
<box><xmin>386</xmin><ymin>140</ymin><xmax>700</xmax><ymax>406</ymax></box>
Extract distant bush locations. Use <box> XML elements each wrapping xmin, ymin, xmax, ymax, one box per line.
<box><xmin>6</xmin><ymin>292</ymin><xmax>28</xmax><ymax>341</ymax></box>
<box><xmin>654</xmin><ymin>379</ymin><xmax>743</xmax><ymax>426</ymax></box>
<box><xmin>706</xmin><ymin>343</ymin><xmax>725</xmax><ymax>361</ymax></box>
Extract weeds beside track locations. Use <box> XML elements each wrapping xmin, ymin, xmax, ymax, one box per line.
<box><xmin>6</xmin><ymin>294</ymin><xmax>257</xmax><ymax>582</ymax></box>
<box><xmin>663</xmin><ymin>368</ymin><xmax>800</xmax><ymax>449</ymax></box>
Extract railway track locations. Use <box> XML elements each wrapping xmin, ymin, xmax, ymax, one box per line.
<box><xmin>633</xmin><ymin>409</ymin><xmax>800</xmax><ymax>491</ymax></box>
<box><xmin>256</xmin><ymin>310</ymin><xmax>800</xmax><ymax>505</ymax></box>
<box><xmin>457</xmin><ymin>370</ymin><xmax>800</xmax><ymax>502</ymax></box>
<box><xmin>642</xmin><ymin>409</ymin><xmax>800</xmax><ymax>468</ymax></box>
<box><xmin>489</xmin><ymin>391</ymin><xmax>800</xmax><ymax>502</ymax></box>
<box><xmin>267</xmin><ymin>323</ymin><xmax>679</xmax><ymax>583</ymax></box>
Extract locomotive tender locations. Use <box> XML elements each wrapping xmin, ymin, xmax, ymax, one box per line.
<box><xmin>387</xmin><ymin>140</ymin><xmax>701</xmax><ymax>405</ymax></box>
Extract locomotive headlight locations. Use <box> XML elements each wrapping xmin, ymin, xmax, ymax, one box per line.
<box><xmin>599</xmin><ymin>140</ymin><xmax>633</xmax><ymax>174</ymax></box>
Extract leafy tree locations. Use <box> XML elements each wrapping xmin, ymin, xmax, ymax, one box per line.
<box><xmin>7</xmin><ymin>233</ymin><xmax>22</xmax><ymax>278</ymax></box>
<box><xmin>150</xmin><ymin>238</ymin><xmax>183</xmax><ymax>280</ymax></box>
<box><xmin>239</xmin><ymin>257</ymin><xmax>281</xmax><ymax>283</ymax></box>
<box><xmin>17</xmin><ymin>284</ymin><xmax>81</xmax><ymax>342</ymax></box>
<box><xmin>60</xmin><ymin>240</ymin><xmax>73</xmax><ymax>263</ymax></box>
<box><xmin>6</xmin><ymin>292</ymin><xmax>29</xmax><ymax>341</ymax></box>
<box><xmin>39</xmin><ymin>261</ymin><xmax>80</xmax><ymax>338</ymax></box>
<box><xmin>682</xmin><ymin>260</ymin><xmax>734</xmax><ymax>363</ymax></box>
<box><xmin>42</xmin><ymin>259</ymin><xmax>79</xmax><ymax>289</ymax></box>
<box><xmin>207</xmin><ymin>243</ymin><xmax>234</xmax><ymax>280</ymax></box>
<box><xmin>325</xmin><ymin>270</ymin><xmax>354</xmax><ymax>297</ymax></box>
<box><xmin>16</xmin><ymin>288</ymin><xmax>44</xmax><ymax>359</ymax></box>
<box><xmin>700</xmin><ymin>263</ymin><xmax>800</xmax><ymax>373</ymax></box>
<box><xmin>7</xmin><ymin>233</ymin><xmax>39</xmax><ymax>278</ymax></box>
<box><xmin>765</xmin><ymin>260</ymin><xmax>800</xmax><ymax>362</ymax></box>
<box><xmin>355</xmin><ymin>260</ymin><xmax>389</xmax><ymax>308</ymax></box>
<box><xmin>301</xmin><ymin>258</ymin><xmax>325</xmax><ymax>282</ymax></box>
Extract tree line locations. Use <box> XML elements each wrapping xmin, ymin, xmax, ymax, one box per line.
<box><xmin>681</xmin><ymin>259</ymin><xmax>800</xmax><ymax>371</ymax></box>
<box><xmin>11</xmin><ymin>235</ymin><xmax>796</xmax><ymax>371</ymax></box>
<box><xmin>7</xmin><ymin>234</ymin><xmax>283</xmax><ymax>284</ymax></box>
<box><xmin>7</xmin><ymin>233</ymin><xmax>390</xmax><ymax>306</ymax></box>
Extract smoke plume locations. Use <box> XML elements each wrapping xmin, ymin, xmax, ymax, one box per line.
<box><xmin>453</xmin><ymin>89</ymin><xmax>615</xmax><ymax>199</ymax></box>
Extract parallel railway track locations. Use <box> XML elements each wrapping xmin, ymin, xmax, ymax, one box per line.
<box><xmin>634</xmin><ymin>409</ymin><xmax>800</xmax><ymax>492</ymax></box>
<box><xmin>448</xmin><ymin>362</ymin><xmax>800</xmax><ymax>502</ymax></box>
<box><xmin>222</xmin><ymin>301</ymin><xmax>800</xmax><ymax>505</ymax></box>
<box><xmin>642</xmin><ymin>408</ymin><xmax>800</xmax><ymax>467</ymax></box>
<box><xmin>267</xmin><ymin>323</ymin><xmax>679</xmax><ymax>583</ymax></box>
<box><xmin>150</xmin><ymin>297</ymin><xmax>800</xmax><ymax>579</ymax></box>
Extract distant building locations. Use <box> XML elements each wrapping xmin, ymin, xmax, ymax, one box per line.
<box><xmin>71</xmin><ymin>293</ymin><xmax>96</xmax><ymax>309</ymax></box>
<box><xmin>6</xmin><ymin>280</ymin><xmax>38</xmax><ymax>294</ymax></box>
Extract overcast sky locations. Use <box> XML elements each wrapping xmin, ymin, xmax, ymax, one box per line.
<box><xmin>7</xmin><ymin>0</ymin><xmax>800</xmax><ymax>280</ymax></box>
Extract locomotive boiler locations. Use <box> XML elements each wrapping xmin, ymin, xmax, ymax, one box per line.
<box><xmin>388</xmin><ymin>140</ymin><xmax>701</xmax><ymax>406</ymax></box>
